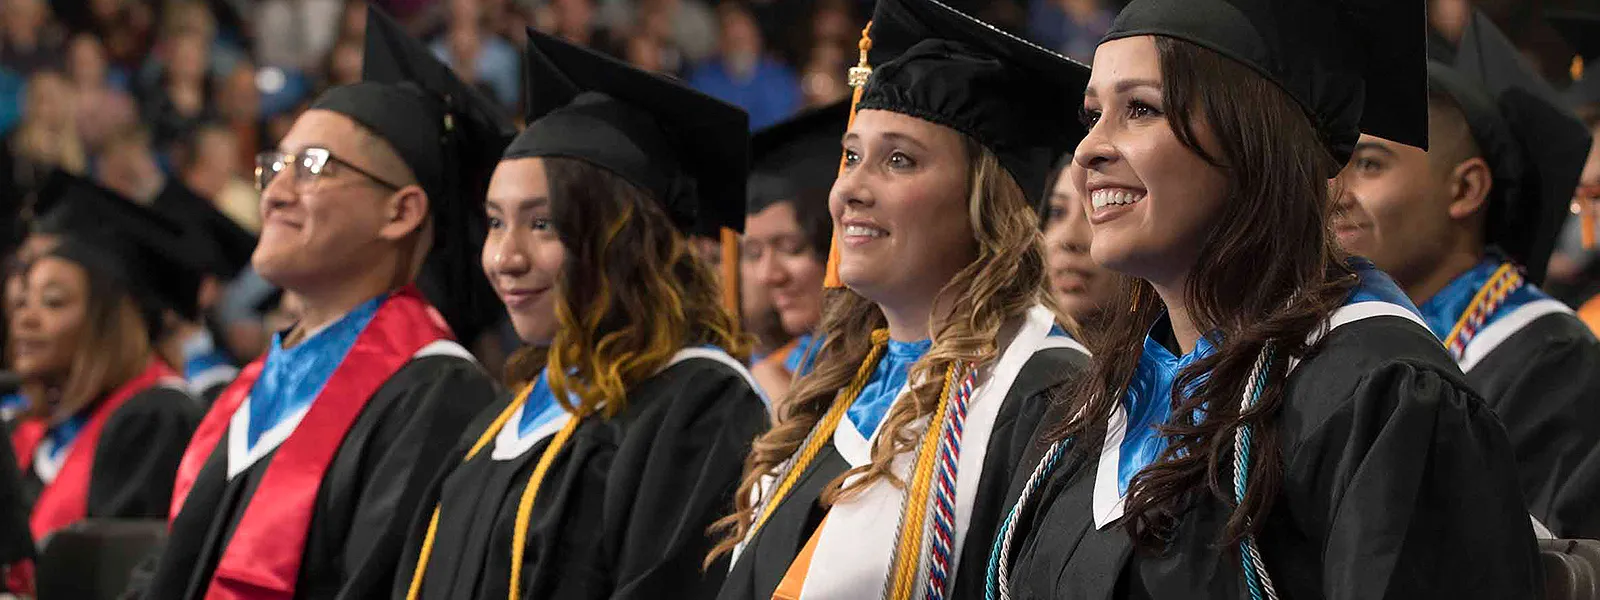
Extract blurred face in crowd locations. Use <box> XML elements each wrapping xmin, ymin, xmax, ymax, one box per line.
<box><xmin>98</xmin><ymin>134</ymin><xmax>165</xmax><ymax>202</ymax></box>
<box><xmin>483</xmin><ymin>158</ymin><xmax>566</xmax><ymax>345</ymax></box>
<box><xmin>330</xmin><ymin>41</ymin><xmax>364</xmax><ymax>87</ymax></box>
<box><xmin>551</xmin><ymin>0</ymin><xmax>594</xmax><ymax>38</ymax></box>
<box><xmin>167</xmin><ymin>33</ymin><xmax>210</xmax><ymax>84</ymax></box>
<box><xmin>23</xmin><ymin>72</ymin><xmax>73</xmax><ymax>130</ymax></box>
<box><xmin>832</xmin><ymin>109</ymin><xmax>976</xmax><ymax>311</ymax></box>
<box><xmin>1044</xmin><ymin>162</ymin><xmax>1118</xmax><ymax>326</ymax></box>
<box><xmin>10</xmin><ymin>257</ymin><xmax>89</xmax><ymax>384</ymax></box>
<box><xmin>67</xmin><ymin>34</ymin><xmax>110</xmax><ymax>88</ymax></box>
<box><xmin>1073</xmin><ymin>36</ymin><xmax>1230</xmax><ymax>287</ymax></box>
<box><xmin>718</xmin><ymin>4</ymin><xmax>762</xmax><ymax>61</ymax></box>
<box><xmin>743</xmin><ymin>201</ymin><xmax>826</xmax><ymax>336</ymax></box>
<box><xmin>216</xmin><ymin>64</ymin><xmax>260</xmax><ymax>122</ymax></box>
<box><xmin>185</xmin><ymin>127</ymin><xmax>242</xmax><ymax>197</ymax></box>
<box><xmin>3</xmin><ymin>0</ymin><xmax>46</xmax><ymax>43</ymax></box>
<box><xmin>254</xmin><ymin>110</ymin><xmax>426</xmax><ymax>295</ymax></box>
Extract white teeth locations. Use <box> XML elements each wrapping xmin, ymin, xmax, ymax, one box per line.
<box><xmin>844</xmin><ymin>224</ymin><xmax>887</xmax><ymax>238</ymax></box>
<box><xmin>1091</xmin><ymin>188</ymin><xmax>1146</xmax><ymax>210</ymax></box>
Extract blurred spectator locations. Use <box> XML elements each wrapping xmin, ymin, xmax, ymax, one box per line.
<box><xmin>91</xmin><ymin>0</ymin><xmax>157</xmax><ymax>72</ymax></box>
<box><xmin>1028</xmin><ymin>0</ymin><xmax>1113</xmax><ymax>62</ymax></box>
<box><xmin>621</xmin><ymin>1</ymin><xmax>690</xmax><ymax>76</ymax></box>
<box><xmin>324</xmin><ymin>37</ymin><xmax>365</xmax><ymax>88</ymax></box>
<box><xmin>601</xmin><ymin>0</ymin><xmax>717</xmax><ymax>64</ymax></box>
<box><xmin>798</xmin><ymin>43</ymin><xmax>848</xmax><ymax>108</ymax></box>
<box><xmin>688</xmin><ymin>1</ymin><xmax>800</xmax><ymax>130</ymax></box>
<box><xmin>541</xmin><ymin>0</ymin><xmax>624</xmax><ymax>55</ymax></box>
<box><xmin>177</xmin><ymin>123</ymin><xmax>260</xmax><ymax>231</ymax></box>
<box><xmin>214</xmin><ymin>62</ymin><xmax>264</xmax><ymax>173</ymax></box>
<box><xmin>65</xmin><ymin>33</ymin><xmax>139</xmax><ymax>152</ymax></box>
<box><xmin>0</xmin><ymin>0</ymin><xmax>64</xmax><ymax>75</ymax></box>
<box><xmin>95</xmin><ymin>126</ymin><xmax>164</xmax><ymax>203</ymax></box>
<box><xmin>137</xmin><ymin>30</ymin><xmax>217</xmax><ymax>157</ymax></box>
<box><xmin>7</xmin><ymin>71</ymin><xmax>86</xmax><ymax>187</ymax></box>
<box><xmin>430</xmin><ymin>0</ymin><xmax>520</xmax><ymax>108</ymax></box>
<box><xmin>253</xmin><ymin>0</ymin><xmax>345</xmax><ymax>72</ymax></box>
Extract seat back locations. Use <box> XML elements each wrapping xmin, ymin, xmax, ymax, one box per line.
<box><xmin>36</xmin><ymin>519</ymin><xmax>166</xmax><ymax>600</ymax></box>
<box><xmin>1542</xmin><ymin>539</ymin><xmax>1600</xmax><ymax>600</ymax></box>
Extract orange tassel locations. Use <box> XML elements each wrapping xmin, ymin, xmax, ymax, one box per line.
<box><xmin>721</xmin><ymin>227</ymin><xmax>741</xmax><ymax>323</ymax></box>
<box><xmin>823</xmin><ymin>21</ymin><xmax>874</xmax><ymax>289</ymax></box>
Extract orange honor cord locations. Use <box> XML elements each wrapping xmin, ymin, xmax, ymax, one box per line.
<box><xmin>823</xmin><ymin>21</ymin><xmax>874</xmax><ymax>289</ymax></box>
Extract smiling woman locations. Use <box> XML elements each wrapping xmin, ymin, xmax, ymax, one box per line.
<box><xmin>989</xmin><ymin>0</ymin><xmax>1545</xmax><ymax>598</ymax></box>
<box><xmin>708</xmin><ymin>1</ymin><xmax>1092</xmax><ymax>599</ymax></box>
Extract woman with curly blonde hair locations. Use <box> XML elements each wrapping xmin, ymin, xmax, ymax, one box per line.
<box><xmin>709</xmin><ymin>1</ymin><xmax>1090</xmax><ymax>599</ymax></box>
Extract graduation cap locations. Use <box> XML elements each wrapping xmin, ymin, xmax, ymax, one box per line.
<box><xmin>748</xmin><ymin>99</ymin><xmax>850</xmax><ymax>216</ymax></box>
<box><xmin>855</xmin><ymin>0</ymin><xmax>1090</xmax><ymax>208</ymax></box>
<box><xmin>1430</xmin><ymin>11</ymin><xmax>1593</xmax><ymax>285</ymax></box>
<box><xmin>507</xmin><ymin>27</ymin><xmax>750</xmax><ymax>235</ymax></box>
<box><xmin>151</xmin><ymin>182</ymin><xmax>257</xmax><ymax>280</ymax></box>
<box><xmin>308</xmin><ymin>4</ymin><xmax>515</xmax><ymax>343</ymax></box>
<box><xmin>1548</xmin><ymin>9</ymin><xmax>1600</xmax><ymax>110</ymax></box>
<box><xmin>32</xmin><ymin>174</ymin><xmax>206</xmax><ymax>324</ymax></box>
<box><xmin>1104</xmin><ymin>0</ymin><xmax>1430</xmax><ymax>165</ymax></box>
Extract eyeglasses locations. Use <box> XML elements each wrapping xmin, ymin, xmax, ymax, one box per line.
<box><xmin>255</xmin><ymin>147</ymin><xmax>405</xmax><ymax>192</ymax></box>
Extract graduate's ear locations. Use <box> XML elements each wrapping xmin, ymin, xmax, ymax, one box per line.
<box><xmin>378</xmin><ymin>185</ymin><xmax>431</xmax><ymax>242</ymax></box>
<box><xmin>1445</xmin><ymin>156</ymin><xmax>1493</xmax><ymax>221</ymax></box>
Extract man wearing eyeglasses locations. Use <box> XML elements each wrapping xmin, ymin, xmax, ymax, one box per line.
<box><xmin>132</xmin><ymin>7</ymin><xmax>514</xmax><ymax>600</ymax></box>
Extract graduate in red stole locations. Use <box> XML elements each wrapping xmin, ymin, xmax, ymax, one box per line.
<box><xmin>132</xmin><ymin>5</ymin><xmax>513</xmax><ymax>599</ymax></box>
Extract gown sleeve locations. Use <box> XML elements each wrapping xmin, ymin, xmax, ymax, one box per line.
<box><xmin>333</xmin><ymin>356</ymin><xmax>501</xmax><ymax>599</ymax></box>
<box><xmin>547</xmin><ymin>362</ymin><xmax>768</xmax><ymax>600</ymax></box>
<box><xmin>1287</xmin><ymin>360</ymin><xmax>1544</xmax><ymax>600</ymax></box>
<box><xmin>87</xmin><ymin>387</ymin><xmax>202</xmax><ymax>520</ymax></box>
<box><xmin>1478</xmin><ymin>332</ymin><xmax>1600</xmax><ymax>539</ymax></box>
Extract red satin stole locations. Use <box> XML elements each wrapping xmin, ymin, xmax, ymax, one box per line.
<box><xmin>169</xmin><ymin>286</ymin><xmax>453</xmax><ymax>600</ymax></box>
<box><xmin>10</xmin><ymin>358</ymin><xmax>179</xmax><ymax>541</ymax></box>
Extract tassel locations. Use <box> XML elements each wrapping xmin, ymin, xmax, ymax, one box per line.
<box><xmin>721</xmin><ymin>227</ymin><xmax>742</xmax><ymax>323</ymax></box>
<box><xmin>823</xmin><ymin>21</ymin><xmax>874</xmax><ymax>289</ymax></box>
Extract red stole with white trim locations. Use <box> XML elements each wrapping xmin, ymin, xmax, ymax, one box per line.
<box><xmin>169</xmin><ymin>286</ymin><xmax>453</xmax><ymax>600</ymax></box>
<box><xmin>11</xmin><ymin>358</ymin><xmax>179</xmax><ymax>541</ymax></box>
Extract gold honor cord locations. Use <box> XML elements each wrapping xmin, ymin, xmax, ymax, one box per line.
<box><xmin>883</xmin><ymin>364</ymin><xmax>959</xmax><ymax>600</ymax></box>
<box><xmin>1441</xmin><ymin>262</ymin><xmax>1519</xmax><ymax>351</ymax></box>
<box><xmin>404</xmin><ymin>383</ymin><xmax>589</xmax><ymax>600</ymax></box>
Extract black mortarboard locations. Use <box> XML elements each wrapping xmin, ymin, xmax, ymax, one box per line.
<box><xmin>748</xmin><ymin>99</ymin><xmax>850</xmax><ymax>215</ymax></box>
<box><xmin>857</xmin><ymin>0</ymin><xmax>1089</xmax><ymax>208</ymax></box>
<box><xmin>1104</xmin><ymin>0</ymin><xmax>1429</xmax><ymax>166</ymax></box>
<box><xmin>151</xmin><ymin>182</ymin><xmax>257</xmax><ymax>280</ymax></box>
<box><xmin>508</xmin><ymin>28</ymin><xmax>750</xmax><ymax>235</ymax></box>
<box><xmin>1548</xmin><ymin>9</ymin><xmax>1600</xmax><ymax>110</ymax></box>
<box><xmin>1432</xmin><ymin>11</ymin><xmax>1592</xmax><ymax>285</ymax></box>
<box><xmin>308</xmin><ymin>4</ymin><xmax>514</xmax><ymax>343</ymax></box>
<box><xmin>32</xmin><ymin>175</ymin><xmax>205</xmax><ymax>323</ymax></box>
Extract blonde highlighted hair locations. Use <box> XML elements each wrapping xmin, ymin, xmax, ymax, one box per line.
<box><xmin>707</xmin><ymin>139</ymin><xmax>1070</xmax><ymax>562</ymax></box>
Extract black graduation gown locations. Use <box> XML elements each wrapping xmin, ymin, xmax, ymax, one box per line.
<box><xmin>718</xmin><ymin>347</ymin><xmax>1089</xmax><ymax>600</ymax></box>
<box><xmin>1461</xmin><ymin>311</ymin><xmax>1600</xmax><ymax>539</ymax></box>
<box><xmin>134</xmin><ymin>355</ymin><xmax>498</xmax><ymax>600</ymax></box>
<box><xmin>20</xmin><ymin>386</ymin><xmax>202</xmax><ymax>522</ymax></box>
<box><xmin>1004</xmin><ymin>316</ymin><xmax>1543</xmax><ymax>599</ymax></box>
<box><xmin>396</xmin><ymin>357</ymin><xmax>768</xmax><ymax>600</ymax></box>
<box><xmin>0</xmin><ymin>420</ymin><xmax>33</xmax><ymax>581</ymax></box>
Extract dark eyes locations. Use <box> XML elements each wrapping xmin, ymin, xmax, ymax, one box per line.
<box><xmin>1079</xmin><ymin>99</ymin><xmax>1163</xmax><ymax>128</ymax></box>
<box><xmin>1352</xmin><ymin>157</ymin><xmax>1384</xmax><ymax>174</ymax></box>
<box><xmin>486</xmin><ymin>217</ymin><xmax>552</xmax><ymax>231</ymax></box>
<box><xmin>840</xmin><ymin>149</ymin><xmax>916</xmax><ymax>170</ymax></box>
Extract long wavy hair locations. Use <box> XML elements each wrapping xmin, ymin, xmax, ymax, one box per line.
<box><xmin>708</xmin><ymin>138</ymin><xmax>1065</xmax><ymax>562</ymax></box>
<box><xmin>502</xmin><ymin>157</ymin><xmax>748</xmax><ymax>416</ymax></box>
<box><xmin>1046</xmin><ymin>37</ymin><xmax>1358</xmax><ymax>551</ymax></box>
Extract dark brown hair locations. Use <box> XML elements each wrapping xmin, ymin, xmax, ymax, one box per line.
<box><xmin>502</xmin><ymin>157</ymin><xmax>748</xmax><ymax>416</ymax></box>
<box><xmin>1047</xmin><ymin>37</ymin><xmax>1357</xmax><ymax>550</ymax></box>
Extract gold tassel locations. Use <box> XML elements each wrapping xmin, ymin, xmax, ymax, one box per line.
<box><xmin>1573</xmin><ymin>55</ymin><xmax>1586</xmax><ymax>83</ymax></box>
<box><xmin>823</xmin><ymin>21</ymin><xmax>874</xmax><ymax>289</ymax></box>
<box><xmin>721</xmin><ymin>227</ymin><xmax>741</xmax><ymax>324</ymax></box>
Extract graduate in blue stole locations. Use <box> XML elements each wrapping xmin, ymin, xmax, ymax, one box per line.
<box><xmin>1334</xmin><ymin>11</ymin><xmax>1600</xmax><ymax>540</ymax></box>
<box><xmin>394</xmin><ymin>27</ymin><xmax>768</xmax><ymax>600</ymax></box>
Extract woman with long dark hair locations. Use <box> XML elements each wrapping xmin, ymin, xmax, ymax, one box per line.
<box><xmin>393</xmin><ymin>29</ymin><xmax>768</xmax><ymax>599</ymax></box>
<box><xmin>710</xmin><ymin>1</ymin><xmax>1091</xmax><ymax>598</ymax></box>
<box><xmin>987</xmin><ymin>0</ymin><xmax>1542</xmax><ymax>597</ymax></box>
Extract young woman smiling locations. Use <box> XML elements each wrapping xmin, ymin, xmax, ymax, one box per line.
<box><xmin>710</xmin><ymin>1</ymin><xmax>1091</xmax><ymax>599</ymax></box>
<box><xmin>987</xmin><ymin>0</ymin><xmax>1543</xmax><ymax>598</ymax></box>
<box><xmin>394</xmin><ymin>29</ymin><xmax>768</xmax><ymax>600</ymax></box>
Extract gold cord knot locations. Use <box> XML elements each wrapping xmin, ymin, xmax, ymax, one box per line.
<box><xmin>848</xmin><ymin>21</ymin><xmax>874</xmax><ymax>88</ymax></box>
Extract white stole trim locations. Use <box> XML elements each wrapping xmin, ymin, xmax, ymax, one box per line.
<box><xmin>1459</xmin><ymin>299</ymin><xmax>1572</xmax><ymax>373</ymax></box>
<box><xmin>1093</xmin><ymin>300</ymin><xmax>1421</xmax><ymax>528</ymax></box>
<box><xmin>33</xmin><ymin>438</ymin><xmax>71</xmax><ymax>484</ymax></box>
<box><xmin>187</xmin><ymin>365</ymin><xmax>241</xmax><ymax>398</ymax></box>
<box><xmin>795</xmin><ymin>305</ymin><xmax>1070</xmax><ymax>599</ymax></box>
<box><xmin>226</xmin><ymin>339</ymin><xmax>475</xmax><ymax>479</ymax></box>
<box><xmin>489</xmin><ymin>346</ymin><xmax>761</xmax><ymax>461</ymax></box>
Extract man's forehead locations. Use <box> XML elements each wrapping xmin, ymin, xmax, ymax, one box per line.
<box><xmin>278</xmin><ymin>109</ymin><xmax>369</xmax><ymax>154</ymax></box>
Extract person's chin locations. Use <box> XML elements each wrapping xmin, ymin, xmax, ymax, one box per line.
<box><xmin>510</xmin><ymin>316</ymin><xmax>558</xmax><ymax>346</ymax></box>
